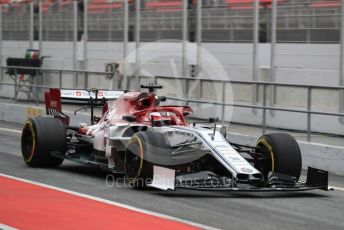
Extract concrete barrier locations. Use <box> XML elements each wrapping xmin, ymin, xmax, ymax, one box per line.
<box><xmin>1</xmin><ymin>41</ymin><xmax>344</xmax><ymax>135</ymax></box>
<box><xmin>0</xmin><ymin>101</ymin><xmax>90</xmax><ymax>127</ymax></box>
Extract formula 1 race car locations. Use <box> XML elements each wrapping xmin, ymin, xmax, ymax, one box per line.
<box><xmin>21</xmin><ymin>85</ymin><xmax>329</xmax><ymax>192</ymax></box>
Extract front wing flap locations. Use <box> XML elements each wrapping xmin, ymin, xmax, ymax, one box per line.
<box><xmin>149</xmin><ymin>166</ymin><xmax>330</xmax><ymax>192</ymax></box>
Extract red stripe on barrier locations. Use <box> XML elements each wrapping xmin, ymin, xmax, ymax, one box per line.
<box><xmin>0</xmin><ymin>176</ymin><xmax>199</xmax><ymax>230</ymax></box>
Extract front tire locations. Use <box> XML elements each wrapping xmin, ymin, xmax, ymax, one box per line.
<box><xmin>124</xmin><ymin>131</ymin><xmax>173</xmax><ymax>189</ymax></box>
<box><xmin>124</xmin><ymin>134</ymin><xmax>153</xmax><ymax>189</ymax></box>
<box><xmin>21</xmin><ymin>117</ymin><xmax>66</xmax><ymax>167</ymax></box>
<box><xmin>256</xmin><ymin>133</ymin><xmax>302</xmax><ymax>180</ymax></box>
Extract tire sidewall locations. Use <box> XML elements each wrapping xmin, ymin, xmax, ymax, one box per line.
<box><xmin>21</xmin><ymin>117</ymin><xmax>66</xmax><ymax>167</ymax></box>
<box><xmin>257</xmin><ymin>133</ymin><xmax>302</xmax><ymax>180</ymax></box>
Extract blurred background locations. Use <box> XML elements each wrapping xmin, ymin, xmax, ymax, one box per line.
<box><xmin>0</xmin><ymin>0</ymin><xmax>343</xmax><ymax>142</ymax></box>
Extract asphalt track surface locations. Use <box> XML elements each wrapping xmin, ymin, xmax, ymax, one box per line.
<box><xmin>0</xmin><ymin>121</ymin><xmax>344</xmax><ymax>230</ymax></box>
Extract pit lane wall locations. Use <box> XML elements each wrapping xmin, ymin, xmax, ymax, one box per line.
<box><xmin>0</xmin><ymin>101</ymin><xmax>343</xmax><ymax>176</ymax></box>
<box><xmin>0</xmin><ymin>41</ymin><xmax>343</xmax><ymax>136</ymax></box>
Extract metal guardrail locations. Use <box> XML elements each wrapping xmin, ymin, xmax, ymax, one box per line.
<box><xmin>0</xmin><ymin>66</ymin><xmax>343</xmax><ymax>142</ymax></box>
<box><xmin>139</xmin><ymin>75</ymin><xmax>344</xmax><ymax>142</ymax></box>
<box><xmin>0</xmin><ymin>65</ymin><xmax>117</xmax><ymax>104</ymax></box>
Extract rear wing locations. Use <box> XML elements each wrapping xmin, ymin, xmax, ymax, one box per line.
<box><xmin>60</xmin><ymin>89</ymin><xmax>124</xmax><ymax>103</ymax></box>
<box><xmin>44</xmin><ymin>88</ymin><xmax>124</xmax><ymax>125</ymax></box>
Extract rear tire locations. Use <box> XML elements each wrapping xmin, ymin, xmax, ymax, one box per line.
<box><xmin>256</xmin><ymin>133</ymin><xmax>302</xmax><ymax>180</ymax></box>
<box><xmin>21</xmin><ymin>117</ymin><xmax>66</xmax><ymax>167</ymax></box>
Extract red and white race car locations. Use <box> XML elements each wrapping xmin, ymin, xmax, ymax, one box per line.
<box><xmin>21</xmin><ymin>85</ymin><xmax>329</xmax><ymax>192</ymax></box>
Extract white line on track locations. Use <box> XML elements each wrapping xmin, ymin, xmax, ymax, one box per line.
<box><xmin>330</xmin><ymin>186</ymin><xmax>344</xmax><ymax>192</ymax></box>
<box><xmin>0</xmin><ymin>127</ymin><xmax>21</xmax><ymax>134</ymax></box>
<box><xmin>0</xmin><ymin>173</ymin><xmax>219</xmax><ymax>230</ymax></box>
<box><xmin>229</xmin><ymin>131</ymin><xmax>344</xmax><ymax>150</ymax></box>
<box><xmin>0</xmin><ymin>223</ymin><xmax>17</xmax><ymax>230</ymax></box>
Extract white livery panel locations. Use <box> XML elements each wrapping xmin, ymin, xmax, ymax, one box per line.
<box><xmin>168</xmin><ymin>126</ymin><xmax>260</xmax><ymax>177</ymax></box>
<box><xmin>197</xmin><ymin>129</ymin><xmax>261</xmax><ymax>176</ymax></box>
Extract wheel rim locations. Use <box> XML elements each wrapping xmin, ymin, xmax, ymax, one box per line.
<box><xmin>256</xmin><ymin>138</ymin><xmax>275</xmax><ymax>179</ymax></box>
<box><xmin>126</xmin><ymin>150</ymin><xmax>139</xmax><ymax>178</ymax></box>
<box><xmin>21</xmin><ymin>121</ymin><xmax>36</xmax><ymax>163</ymax></box>
<box><xmin>125</xmin><ymin>140</ymin><xmax>143</xmax><ymax>183</ymax></box>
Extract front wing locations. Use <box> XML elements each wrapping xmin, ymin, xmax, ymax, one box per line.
<box><xmin>149</xmin><ymin>166</ymin><xmax>330</xmax><ymax>192</ymax></box>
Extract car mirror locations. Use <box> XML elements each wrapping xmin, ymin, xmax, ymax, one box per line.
<box><xmin>220</xmin><ymin>126</ymin><xmax>227</xmax><ymax>138</ymax></box>
<box><xmin>208</xmin><ymin>117</ymin><xmax>219</xmax><ymax>123</ymax></box>
<box><xmin>122</xmin><ymin>115</ymin><xmax>137</xmax><ymax>122</ymax></box>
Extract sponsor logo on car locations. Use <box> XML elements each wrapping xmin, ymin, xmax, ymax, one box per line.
<box><xmin>241</xmin><ymin>168</ymin><xmax>253</xmax><ymax>173</ymax></box>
